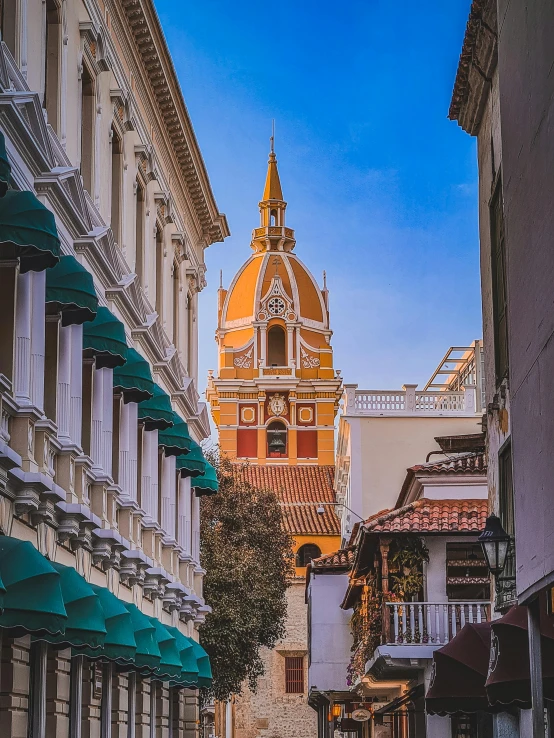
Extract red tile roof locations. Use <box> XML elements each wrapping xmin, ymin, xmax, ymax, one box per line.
<box><xmin>410</xmin><ymin>452</ymin><xmax>487</xmax><ymax>476</ymax></box>
<box><xmin>311</xmin><ymin>547</ymin><xmax>354</xmax><ymax>570</ymax></box>
<box><xmin>363</xmin><ymin>499</ymin><xmax>488</xmax><ymax>534</ymax></box>
<box><xmin>240</xmin><ymin>464</ymin><xmax>340</xmax><ymax>535</ymax></box>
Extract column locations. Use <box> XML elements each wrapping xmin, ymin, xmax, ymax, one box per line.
<box><xmin>119</xmin><ymin>401</ymin><xmax>139</xmax><ymax>501</ymax></box>
<box><xmin>191</xmin><ymin>493</ymin><xmax>200</xmax><ymax>564</ymax></box>
<box><xmin>141</xmin><ymin>429</ymin><xmax>158</xmax><ymax>519</ymax></box>
<box><xmin>57</xmin><ymin>324</ymin><xmax>72</xmax><ymax>444</ymax></box>
<box><xmin>177</xmin><ymin>475</ymin><xmax>192</xmax><ymax>553</ymax></box>
<box><xmin>14</xmin><ymin>270</ymin><xmax>32</xmax><ymax>405</ymax></box>
<box><xmin>70</xmin><ymin>325</ymin><xmax>84</xmax><ymax>447</ymax></box>
<box><xmin>287</xmin><ymin>325</ymin><xmax>294</xmax><ymax>367</ymax></box>
<box><xmin>90</xmin><ymin>367</ymin><xmax>104</xmax><ymax>472</ymax></box>
<box><xmin>160</xmin><ymin>453</ymin><xmax>176</xmax><ymax>538</ymax></box>
<box><xmin>30</xmin><ymin>270</ymin><xmax>46</xmax><ymax>411</ymax></box>
<box><xmin>259</xmin><ymin>325</ymin><xmax>267</xmax><ymax>368</ymax></box>
<box><xmin>102</xmin><ymin>368</ymin><xmax>113</xmax><ymax>478</ymax></box>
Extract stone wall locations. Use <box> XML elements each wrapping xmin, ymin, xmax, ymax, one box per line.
<box><xmin>234</xmin><ymin>579</ymin><xmax>317</xmax><ymax>738</ymax></box>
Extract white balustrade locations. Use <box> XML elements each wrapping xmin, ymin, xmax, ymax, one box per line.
<box><xmin>344</xmin><ymin>383</ymin><xmax>477</xmax><ymax>416</ymax></box>
<box><xmin>384</xmin><ymin>601</ymin><xmax>490</xmax><ymax>645</ymax></box>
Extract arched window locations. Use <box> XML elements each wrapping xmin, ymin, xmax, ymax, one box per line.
<box><xmin>155</xmin><ymin>226</ymin><xmax>163</xmax><ymax>317</ymax></box>
<box><xmin>267</xmin><ymin>325</ymin><xmax>286</xmax><ymax>366</ymax></box>
<box><xmin>44</xmin><ymin>0</ymin><xmax>61</xmax><ymax>132</ymax></box>
<box><xmin>172</xmin><ymin>261</ymin><xmax>180</xmax><ymax>347</ymax></box>
<box><xmin>135</xmin><ymin>180</ymin><xmax>145</xmax><ymax>285</ymax></box>
<box><xmin>110</xmin><ymin>126</ymin><xmax>123</xmax><ymax>247</ymax></box>
<box><xmin>296</xmin><ymin>543</ymin><xmax>321</xmax><ymax>567</ymax></box>
<box><xmin>267</xmin><ymin>420</ymin><xmax>287</xmax><ymax>458</ymax></box>
<box><xmin>80</xmin><ymin>64</ymin><xmax>95</xmax><ymax>194</ymax></box>
<box><xmin>270</xmin><ymin>209</ymin><xmax>278</xmax><ymax>226</ymax></box>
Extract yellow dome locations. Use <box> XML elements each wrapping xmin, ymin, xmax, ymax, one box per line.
<box><xmin>222</xmin><ymin>251</ymin><xmax>327</xmax><ymax>330</ymax></box>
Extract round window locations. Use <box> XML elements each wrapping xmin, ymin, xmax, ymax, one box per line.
<box><xmin>268</xmin><ymin>297</ymin><xmax>286</xmax><ymax>315</ymax></box>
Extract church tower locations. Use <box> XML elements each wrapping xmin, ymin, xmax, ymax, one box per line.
<box><xmin>206</xmin><ymin>144</ymin><xmax>343</xmax><ymax>464</ymax></box>
<box><xmin>208</xmin><ymin>141</ymin><xmax>343</xmax><ymax>738</ymax></box>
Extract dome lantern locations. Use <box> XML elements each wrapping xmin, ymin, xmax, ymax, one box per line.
<box><xmin>251</xmin><ymin>140</ymin><xmax>296</xmax><ymax>253</ymax></box>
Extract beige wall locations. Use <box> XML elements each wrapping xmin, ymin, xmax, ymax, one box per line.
<box><xmin>233</xmin><ymin>580</ymin><xmax>316</xmax><ymax>738</ymax></box>
<box><xmin>345</xmin><ymin>414</ymin><xmax>483</xmax><ymax>526</ymax></box>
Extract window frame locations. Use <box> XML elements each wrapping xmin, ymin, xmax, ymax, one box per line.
<box><xmin>490</xmin><ymin>177</ymin><xmax>509</xmax><ymax>385</ymax></box>
<box><xmin>296</xmin><ymin>543</ymin><xmax>322</xmax><ymax>568</ymax></box>
<box><xmin>284</xmin><ymin>655</ymin><xmax>304</xmax><ymax>694</ymax></box>
<box><xmin>267</xmin><ymin>324</ymin><xmax>286</xmax><ymax>367</ymax></box>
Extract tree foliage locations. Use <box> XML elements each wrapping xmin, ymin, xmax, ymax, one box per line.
<box><xmin>199</xmin><ymin>453</ymin><xmax>294</xmax><ymax>701</ymax></box>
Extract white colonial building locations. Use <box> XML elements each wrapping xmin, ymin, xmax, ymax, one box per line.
<box><xmin>0</xmin><ymin>0</ymin><xmax>228</xmax><ymax>737</ymax></box>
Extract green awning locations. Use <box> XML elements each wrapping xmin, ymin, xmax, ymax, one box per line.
<box><xmin>0</xmin><ymin>132</ymin><xmax>11</xmax><ymax>193</ymax></box>
<box><xmin>44</xmin><ymin>563</ymin><xmax>106</xmax><ymax>649</ymax></box>
<box><xmin>113</xmin><ymin>348</ymin><xmax>155</xmax><ymax>404</ymax></box>
<box><xmin>83</xmin><ymin>306</ymin><xmax>128</xmax><ymax>369</ymax></box>
<box><xmin>149</xmin><ymin>618</ymin><xmax>183</xmax><ymax>681</ymax></box>
<box><xmin>158</xmin><ymin>412</ymin><xmax>193</xmax><ymax>457</ymax></box>
<box><xmin>165</xmin><ymin>626</ymin><xmax>200</xmax><ymax>687</ymax></box>
<box><xmin>124</xmin><ymin>603</ymin><xmax>161</xmax><ymax>673</ymax></box>
<box><xmin>79</xmin><ymin>585</ymin><xmax>136</xmax><ymax>663</ymax></box>
<box><xmin>46</xmin><ymin>254</ymin><xmax>99</xmax><ymax>326</ymax></box>
<box><xmin>192</xmin><ymin>461</ymin><xmax>219</xmax><ymax>497</ymax></box>
<box><xmin>0</xmin><ymin>536</ymin><xmax>66</xmax><ymax>635</ymax></box>
<box><xmin>0</xmin><ymin>190</ymin><xmax>60</xmax><ymax>272</ymax></box>
<box><xmin>189</xmin><ymin>638</ymin><xmax>213</xmax><ymax>688</ymax></box>
<box><xmin>176</xmin><ymin>440</ymin><xmax>207</xmax><ymax>479</ymax></box>
<box><xmin>138</xmin><ymin>384</ymin><xmax>174</xmax><ymax>431</ymax></box>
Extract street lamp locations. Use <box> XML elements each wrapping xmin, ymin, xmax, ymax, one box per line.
<box><xmin>315</xmin><ymin>502</ymin><xmax>364</xmax><ymax>521</ymax></box>
<box><xmin>478</xmin><ymin>515</ymin><xmax>511</xmax><ymax>577</ymax></box>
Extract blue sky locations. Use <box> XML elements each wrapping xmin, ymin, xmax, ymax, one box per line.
<box><xmin>154</xmin><ymin>0</ymin><xmax>481</xmax><ymax>396</ymax></box>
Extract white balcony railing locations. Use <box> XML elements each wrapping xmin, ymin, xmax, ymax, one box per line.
<box><xmin>384</xmin><ymin>601</ymin><xmax>490</xmax><ymax>646</ymax></box>
<box><xmin>344</xmin><ymin>383</ymin><xmax>477</xmax><ymax>416</ymax></box>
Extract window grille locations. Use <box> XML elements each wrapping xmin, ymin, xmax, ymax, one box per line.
<box><xmin>284</xmin><ymin>656</ymin><xmax>304</xmax><ymax>694</ymax></box>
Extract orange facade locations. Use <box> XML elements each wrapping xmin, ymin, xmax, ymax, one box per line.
<box><xmin>206</xmin><ymin>148</ymin><xmax>343</xmax><ymax>467</ymax></box>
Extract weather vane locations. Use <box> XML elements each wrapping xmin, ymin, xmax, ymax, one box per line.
<box><xmin>270</xmin><ymin>119</ymin><xmax>275</xmax><ymax>154</ymax></box>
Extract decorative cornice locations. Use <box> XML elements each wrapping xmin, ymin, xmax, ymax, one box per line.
<box><xmin>449</xmin><ymin>0</ymin><xmax>498</xmax><ymax>135</ymax></box>
<box><xmin>118</xmin><ymin>0</ymin><xmax>230</xmax><ymax>245</ymax></box>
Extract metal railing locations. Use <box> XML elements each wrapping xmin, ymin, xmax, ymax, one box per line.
<box><xmin>384</xmin><ymin>601</ymin><xmax>490</xmax><ymax>645</ymax></box>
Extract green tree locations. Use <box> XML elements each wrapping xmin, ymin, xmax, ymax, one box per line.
<box><xmin>199</xmin><ymin>453</ymin><xmax>294</xmax><ymax>701</ymax></box>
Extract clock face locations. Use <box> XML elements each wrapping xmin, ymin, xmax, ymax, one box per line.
<box><xmin>267</xmin><ymin>297</ymin><xmax>286</xmax><ymax>315</ymax></box>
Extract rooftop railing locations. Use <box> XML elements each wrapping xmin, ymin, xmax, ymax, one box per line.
<box><xmin>343</xmin><ymin>383</ymin><xmax>478</xmax><ymax>416</ymax></box>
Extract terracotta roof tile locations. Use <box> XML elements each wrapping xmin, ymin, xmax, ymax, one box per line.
<box><xmin>363</xmin><ymin>499</ymin><xmax>488</xmax><ymax>534</ymax></box>
<box><xmin>311</xmin><ymin>547</ymin><xmax>354</xmax><ymax>570</ymax></box>
<box><xmin>410</xmin><ymin>452</ymin><xmax>487</xmax><ymax>476</ymax></box>
<box><xmin>239</xmin><ymin>465</ymin><xmax>340</xmax><ymax>535</ymax></box>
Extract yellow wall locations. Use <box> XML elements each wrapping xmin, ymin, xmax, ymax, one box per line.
<box><xmin>293</xmin><ymin>534</ymin><xmax>341</xmax><ymax>577</ymax></box>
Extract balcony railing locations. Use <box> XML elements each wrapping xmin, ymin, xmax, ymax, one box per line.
<box><xmin>343</xmin><ymin>383</ymin><xmax>478</xmax><ymax>416</ymax></box>
<box><xmin>384</xmin><ymin>601</ymin><xmax>490</xmax><ymax>646</ymax></box>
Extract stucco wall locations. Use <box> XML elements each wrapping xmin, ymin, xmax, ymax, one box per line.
<box><xmin>307</xmin><ymin>572</ymin><xmax>352</xmax><ymax>693</ymax></box>
<box><xmin>496</xmin><ymin>0</ymin><xmax>554</xmax><ymax>601</ymax></box>
<box><xmin>234</xmin><ymin>580</ymin><xmax>317</xmax><ymax>738</ymax></box>
<box><xmin>345</xmin><ymin>414</ymin><xmax>483</xmax><ymax>524</ymax></box>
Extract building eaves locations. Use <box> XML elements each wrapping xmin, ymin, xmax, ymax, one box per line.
<box><xmin>120</xmin><ymin>0</ymin><xmax>229</xmax><ymax>245</ymax></box>
<box><xmin>449</xmin><ymin>0</ymin><xmax>498</xmax><ymax>135</ymax></box>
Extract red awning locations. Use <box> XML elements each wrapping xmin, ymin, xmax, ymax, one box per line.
<box><xmin>426</xmin><ymin>622</ymin><xmax>491</xmax><ymax>715</ymax></box>
<box><xmin>486</xmin><ymin>605</ymin><xmax>554</xmax><ymax>710</ymax></box>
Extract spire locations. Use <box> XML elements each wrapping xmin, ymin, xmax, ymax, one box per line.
<box><xmin>262</xmin><ymin>122</ymin><xmax>283</xmax><ymax>201</ymax></box>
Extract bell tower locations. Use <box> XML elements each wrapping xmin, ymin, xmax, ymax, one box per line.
<box><xmin>206</xmin><ymin>144</ymin><xmax>343</xmax><ymax>465</ymax></box>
